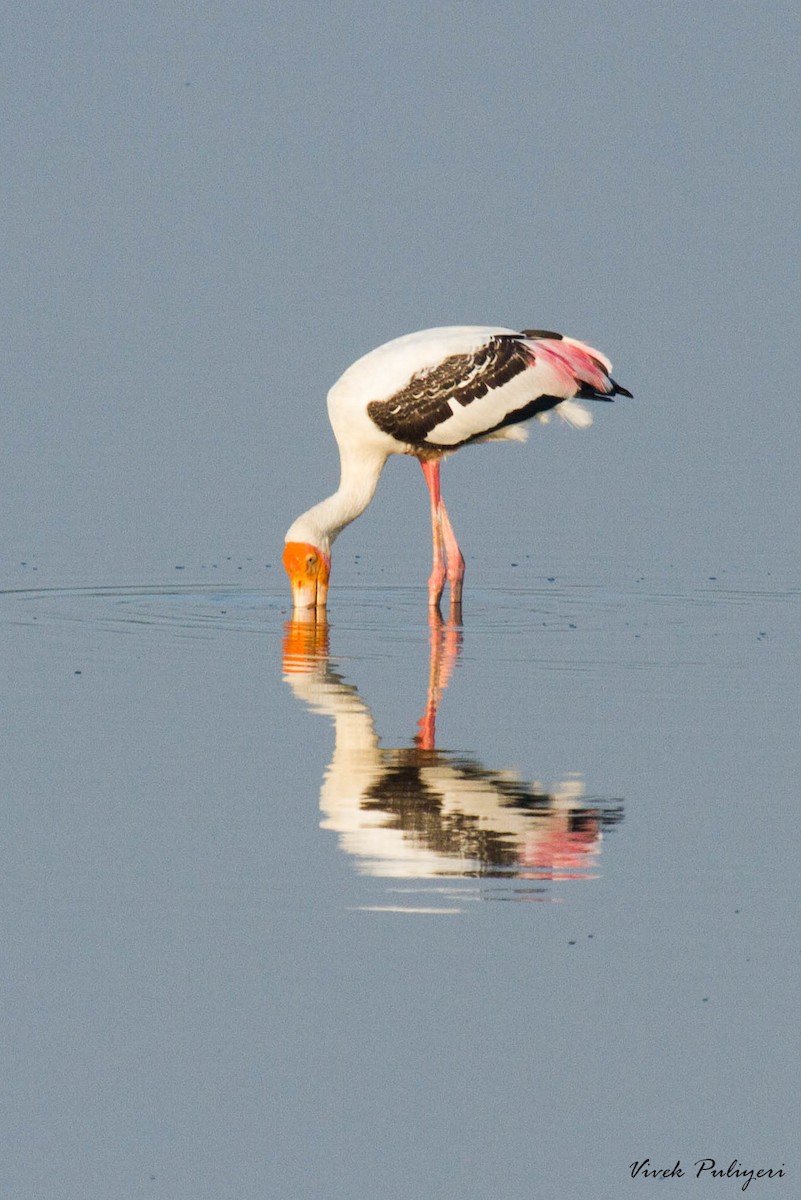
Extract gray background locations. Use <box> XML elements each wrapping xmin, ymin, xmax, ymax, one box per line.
<box><xmin>3</xmin><ymin>3</ymin><xmax>799</xmax><ymax>1198</ymax></box>
<box><xmin>5</xmin><ymin>1</ymin><xmax>799</xmax><ymax>585</ymax></box>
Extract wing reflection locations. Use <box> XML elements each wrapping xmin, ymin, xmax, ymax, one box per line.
<box><xmin>283</xmin><ymin>615</ymin><xmax>624</xmax><ymax>892</ymax></box>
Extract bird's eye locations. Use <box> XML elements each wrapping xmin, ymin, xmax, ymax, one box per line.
<box><xmin>306</xmin><ymin>554</ymin><xmax>317</xmax><ymax>571</ymax></box>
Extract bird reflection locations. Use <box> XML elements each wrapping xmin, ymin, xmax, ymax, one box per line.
<box><xmin>282</xmin><ymin>615</ymin><xmax>624</xmax><ymax>895</ymax></box>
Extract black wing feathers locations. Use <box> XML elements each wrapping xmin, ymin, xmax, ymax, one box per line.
<box><xmin>366</xmin><ymin>330</ymin><xmax>631</xmax><ymax>448</ymax></box>
<box><xmin>367</xmin><ymin>336</ymin><xmax>530</xmax><ymax>443</ymax></box>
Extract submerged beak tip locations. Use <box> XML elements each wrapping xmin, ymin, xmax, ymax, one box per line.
<box><xmin>284</xmin><ymin>540</ymin><xmax>330</xmax><ymax>610</ymax></box>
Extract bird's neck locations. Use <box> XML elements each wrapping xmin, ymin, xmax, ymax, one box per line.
<box><xmin>285</xmin><ymin>442</ymin><xmax>389</xmax><ymax>553</ymax></box>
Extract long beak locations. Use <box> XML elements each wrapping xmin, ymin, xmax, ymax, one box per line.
<box><xmin>290</xmin><ymin>575</ymin><xmax>326</xmax><ymax>609</ymax></box>
<box><xmin>283</xmin><ymin>542</ymin><xmax>330</xmax><ymax>609</ymax></box>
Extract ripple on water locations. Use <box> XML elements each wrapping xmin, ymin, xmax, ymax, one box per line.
<box><xmin>0</xmin><ymin>582</ymin><xmax>291</xmax><ymax>639</ymax></box>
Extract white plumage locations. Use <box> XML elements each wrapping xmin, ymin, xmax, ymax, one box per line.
<box><xmin>283</xmin><ymin>325</ymin><xmax>631</xmax><ymax>612</ymax></box>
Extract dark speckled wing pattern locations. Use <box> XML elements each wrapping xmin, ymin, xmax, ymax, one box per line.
<box><xmin>366</xmin><ymin>335</ymin><xmax>531</xmax><ymax>444</ymax></box>
<box><xmin>365</xmin><ymin>330</ymin><xmax>630</xmax><ymax>451</ymax></box>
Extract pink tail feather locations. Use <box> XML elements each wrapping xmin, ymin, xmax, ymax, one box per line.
<box><xmin>526</xmin><ymin>337</ymin><xmax>614</xmax><ymax>394</ymax></box>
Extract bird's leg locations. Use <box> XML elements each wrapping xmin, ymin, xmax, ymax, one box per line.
<box><xmin>420</xmin><ymin>459</ymin><xmax>466</xmax><ymax>614</ymax></box>
<box><xmin>439</xmin><ymin>500</ymin><xmax>465</xmax><ymax>610</ymax></box>
<box><xmin>420</xmin><ymin>459</ymin><xmax>446</xmax><ymax>610</ymax></box>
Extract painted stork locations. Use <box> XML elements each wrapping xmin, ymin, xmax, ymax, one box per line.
<box><xmin>283</xmin><ymin>325</ymin><xmax>631</xmax><ymax>611</ymax></box>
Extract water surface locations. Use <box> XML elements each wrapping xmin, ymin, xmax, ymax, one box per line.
<box><xmin>2</xmin><ymin>571</ymin><xmax>797</xmax><ymax>1198</ymax></box>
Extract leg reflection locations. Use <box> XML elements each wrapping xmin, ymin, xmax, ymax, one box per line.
<box><xmin>415</xmin><ymin>611</ymin><xmax>463</xmax><ymax>752</ymax></box>
<box><xmin>281</xmin><ymin>613</ymin><xmax>624</xmax><ymax>890</ymax></box>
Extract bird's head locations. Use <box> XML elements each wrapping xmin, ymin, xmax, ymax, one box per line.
<box><xmin>283</xmin><ymin>541</ymin><xmax>331</xmax><ymax>609</ymax></box>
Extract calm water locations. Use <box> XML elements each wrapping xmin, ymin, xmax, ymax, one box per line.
<box><xmin>7</xmin><ymin>2</ymin><xmax>801</xmax><ymax>1195</ymax></box>
<box><xmin>3</xmin><ymin>569</ymin><xmax>798</xmax><ymax>1198</ymax></box>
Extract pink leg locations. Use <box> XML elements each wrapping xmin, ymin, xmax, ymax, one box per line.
<box><xmin>440</xmin><ymin>501</ymin><xmax>465</xmax><ymax>606</ymax></box>
<box><xmin>420</xmin><ymin>460</ymin><xmax>465</xmax><ymax>612</ymax></box>
<box><xmin>421</xmin><ymin>460</ymin><xmax>446</xmax><ymax>608</ymax></box>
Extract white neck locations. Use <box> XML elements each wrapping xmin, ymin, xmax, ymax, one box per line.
<box><xmin>285</xmin><ymin>441</ymin><xmax>389</xmax><ymax>553</ymax></box>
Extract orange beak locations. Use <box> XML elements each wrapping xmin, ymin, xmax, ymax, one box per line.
<box><xmin>283</xmin><ymin>541</ymin><xmax>331</xmax><ymax>609</ymax></box>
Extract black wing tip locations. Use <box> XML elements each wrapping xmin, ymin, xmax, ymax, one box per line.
<box><xmin>519</xmin><ymin>328</ymin><xmax>564</xmax><ymax>340</ymax></box>
<box><xmin>494</xmin><ymin>328</ymin><xmax>565</xmax><ymax>342</ymax></box>
<box><xmin>576</xmin><ymin>378</ymin><xmax>634</xmax><ymax>402</ymax></box>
